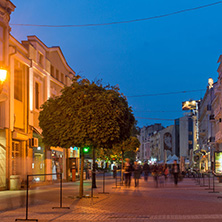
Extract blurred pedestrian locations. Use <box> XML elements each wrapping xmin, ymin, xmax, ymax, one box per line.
<box><xmin>152</xmin><ymin>164</ymin><xmax>159</xmax><ymax>188</ymax></box>
<box><xmin>113</xmin><ymin>165</ymin><xmax>117</xmax><ymax>179</ymax></box>
<box><xmin>124</xmin><ymin>158</ymin><xmax>132</xmax><ymax>187</ymax></box>
<box><xmin>163</xmin><ymin>164</ymin><xmax>169</xmax><ymax>181</ymax></box>
<box><xmin>133</xmin><ymin>162</ymin><xmax>142</xmax><ymax>187</ymax></box>
<box><xmin>143</xmin><ymin>161</ymin><xmax>150</xmax><ymax>182</ymax></box>
<box><xmin>171</xmin><ymin>160</ymin><xmax>180</xmax><ymax>186</ymax></box>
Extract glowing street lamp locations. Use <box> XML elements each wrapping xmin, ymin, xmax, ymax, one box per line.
<box><xmin>0</xmin><ymin>68</ymin><xmax>7</xmax><ymax>94</ymax></box>
<box><xmin>0</xmin><ymin>68</ymin><xmax>7</xmax><ymax>83</ymax></box>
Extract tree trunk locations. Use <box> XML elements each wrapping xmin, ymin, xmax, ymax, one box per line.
<box><xmin>79</xmin><ymin>148</ymin><xmax>84</xmax><ymax>198</ymax></box>
<box><xmin>121</xmin><ymin>150</ymin><xmax>124</xmax><ymax>184</ymax></box>
<box><xmin>92</xmin><ymin>147</ymin><xmax>97</xmax><ymax>188</ymax></box>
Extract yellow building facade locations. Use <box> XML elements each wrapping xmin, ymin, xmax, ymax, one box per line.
<box><xmin>0</xmin><ymin>0</ymin><xmax>76</xmax><ymax>190</ymax></box>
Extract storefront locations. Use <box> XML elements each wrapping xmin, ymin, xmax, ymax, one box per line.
<box><xmin>67</xmin><ymin>147</ymin><xmax>80</xmax><ymax>181</ymax></box>
<box><xmin>51</xmin><ymin>148</ymin><xmax>64</xmax><ymax>180</ymax></box>
<box><xmin>32</xmin><ymin>132</ymin><xmax>45</xmax><ymax>182</ymax></box>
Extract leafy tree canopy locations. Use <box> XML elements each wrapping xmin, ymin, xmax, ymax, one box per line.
<box><xmin>39</xmin><ymin>76</ymin><xmax>135</xmax><ymax>149</ymax></box>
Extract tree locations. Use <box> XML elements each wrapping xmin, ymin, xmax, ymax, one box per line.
<box><xmin>39</xmin><ymin>77</ymin><xmax>135</xmax><ymax>197</ymax></box>
<box><xmin>113</xmin><ymin>136</ymin><xmax>140</xmax><ymax>182</ymax></box>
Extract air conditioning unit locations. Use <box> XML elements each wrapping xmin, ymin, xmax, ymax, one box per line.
<box><xmin>29</xmin><ymin>138</ymin><xmax>38</xmax><ymax>148</ymax></box>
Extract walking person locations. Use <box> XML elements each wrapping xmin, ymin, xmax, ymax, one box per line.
<box><xmin>171</xmin><ymin>160</ymin><xmax>180</xmax><ymax>186</ymax></box>
<box><xmin>143</xmin><ymin>161</ymin><xmax>150</xmax><ymax>182</ymax></box>
<box><xmin>133</xmin><ymin>162</ymin><xmax>141</xmax><ymax>187</ymax></box>
<box><xmin>163</xmin><ymin>164</ymin><xmax>169</xmax><ymax>182</ymax></box>
<box><xmin>124</xmin><ymin>158</ymin><xmax>132</xmax><ymax>187</ymax></box>
<box><xmin>152</xmin><ymin>164</ymin><xmax>159</xmax><ymax>188</ymax></box>
<box><xmin>113</xmin><ymin>165</ymin><xmax>117</xmax><ymax>179</ymax></box>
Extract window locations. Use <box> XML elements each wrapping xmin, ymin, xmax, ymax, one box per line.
<box><xmin>38</xmin><ymin>52</ymin><xmax>43</xmax><ymax>66</ymax></box>
<box><xmin>56</xmin><ymin>69</ymin><xmax>59</xmax><ymax>80</ymax></box>
<box><xmin>35</xmin><ymin>82</ymin><xmax>40</xmax><ymax>109</ymax></box>
<box><xmin>0</xmin><ymin>26</ymin><xmax>4</xmax><ymax>62</ymax></box>
<box><xmin>61</xmin><ymin>73</ymin><xmax>64</xmax><ymax>83</ymax></box>
<box><xmin>50</xmin><ymin>65</ymin><xmax>54</xmax><ymax>77</ymax></box>
<box><xmin>12</xmin><ymin>141</ymin><xmax>20</xmax><ymax>175</ymax></box>
<box><xmin>14</xmin><ymin>70</ymin><xmax>22</xmax><ymax>101</ymax></box>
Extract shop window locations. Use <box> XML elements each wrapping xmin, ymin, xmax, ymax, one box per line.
<box><xmin>12</xmin><ymin>141</ymin><xmax>20</xmax><ymax>175</ymax></box>
<box><xmin>14</xmin><ymin>70</ymin><xmax>22</xmax><ymax>101</ymax></box>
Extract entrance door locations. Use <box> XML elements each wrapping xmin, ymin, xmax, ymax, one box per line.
<box><xmin>12</xmin><ymin>141</ymin><xmax>21</xmax><ymax>175</ymax></box>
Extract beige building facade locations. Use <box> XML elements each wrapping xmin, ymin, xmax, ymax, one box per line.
<box><xmin>0</xmin><ymin>0</ymin><xmax>77</xmax><ymax>190</ymax></box>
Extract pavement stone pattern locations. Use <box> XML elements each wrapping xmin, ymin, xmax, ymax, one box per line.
<box><xmin>1</xmin><ymin>175</ymin><xmax>222</xmax><ymax>221</ymax></box>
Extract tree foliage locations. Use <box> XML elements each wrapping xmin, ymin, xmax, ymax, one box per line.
<box><xmin>39</xmin><ymin>76</ymin><xmax>135</xmax><ymax>150</ymax></box>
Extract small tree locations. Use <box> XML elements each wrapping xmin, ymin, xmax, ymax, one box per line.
<box><xmin>39</xmin><ymin>77</ymin><xmax>135</xmax><ymax>197</ymax></box>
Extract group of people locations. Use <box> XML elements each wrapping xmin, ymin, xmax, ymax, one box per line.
<box><xmin>124</xmin><ymin>159</ymin><xmax>180</xmax><ymax>188</ymax></box>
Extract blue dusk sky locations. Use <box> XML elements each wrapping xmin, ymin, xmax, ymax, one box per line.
<box><xmin>10</xmin><ymin>0</ymin><xmax>222</xmax><ymax>128</ymax></box>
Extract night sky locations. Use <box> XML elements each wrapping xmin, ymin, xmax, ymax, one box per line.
<box><xmin>10</xmin><ymin>0</ymin><xmax>222</xmax><ymax>128</ymax></box>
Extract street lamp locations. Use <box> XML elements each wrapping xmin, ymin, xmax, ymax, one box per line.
<box><xmin>0</xmin><ymin>68</ymin><xmax>7</xmax><ymax>93</ymax></box>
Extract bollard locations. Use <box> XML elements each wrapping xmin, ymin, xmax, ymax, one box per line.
<box><xmin>98</xmin><ymin>170</ymin><xmax>109</xmax><ymax>194</ymax></box>
<box><xmin>200</xmin><ymin>173</ymin><xmax>208</xmax><ymax>187</ymax></box>
<box><xmin>15</xmin><ymin>175</ymin><xmax>38</xmax><ymax>222</ymax></box>
<box><xmin>209</xmin><ymin>174</ymin><xmax>219</xmax><ymax>193</ymax></box>
<box><xmin>112</xmin><ymin>170</ymin><xmax>121</xmax><ymax>189</ymax></box>
<box><xmin>205</xmin><ymin>173</ymin><xmax>213</xmax><ymax>190</ymax></box>
<box><xmin>15</xmin><ymin>173</ymin><xmax>69</xmax><ymax>222</ymax></box>
<box><xmin>52</xmin><ymin>173</ymin><xmax>70</xmax><ymax>209</ymax></box>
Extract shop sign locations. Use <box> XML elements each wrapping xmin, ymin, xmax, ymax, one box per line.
<box><xmin>214</xmin><ymin>151</ymin><xmax>222</xmax><ymax>176</ymax></box>
<box><xmin>69</xmin><ymin>147</ymin><xmax>79</xmax><ymax>158</ymax></box>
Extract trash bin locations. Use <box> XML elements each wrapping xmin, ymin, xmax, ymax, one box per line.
<box><xmin>72</xmin><ymin>168</ymin><xmax>76</xmax><ymax>182</ymax></box>
<box><xmin>10</xmin><ymin>175</ymin><xmax>21</xmax><ymax>190</ymax></box>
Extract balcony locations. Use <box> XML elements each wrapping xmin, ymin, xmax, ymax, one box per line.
<box><xmin>214</xmin><ymin>106</ymin><xmax>222</xmax><ymax>120</ymax></box>
<box><xmin>215</xmin><ymin>131</ymin><xmax>222</xmax><ymax>143</ymax></box>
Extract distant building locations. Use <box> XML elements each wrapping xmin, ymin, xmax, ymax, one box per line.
<box><xmin>138</xmin><ymin>124</ymin><xmax>164</xmax><ymax>161</ymax></box>
<box><xmin>148</xmin><ymin>115</ymin><xmax>196</xmax><ymax>164</ymax></box>
<box><xmin>198</xmin><ymin>81</ymin><xmax>215</xmax><ymax>172</ymax></box>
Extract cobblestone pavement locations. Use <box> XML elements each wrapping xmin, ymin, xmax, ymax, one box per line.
<box><xmin>1</xmin><ymin>175</ymin><xmax>222</xmax><ymax>221</ymax></box>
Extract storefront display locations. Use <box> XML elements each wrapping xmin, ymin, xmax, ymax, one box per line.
<box><xmin>214</xmin><ymin>151</ymin><xmax>222</xmax><ymax>176</ymax></box>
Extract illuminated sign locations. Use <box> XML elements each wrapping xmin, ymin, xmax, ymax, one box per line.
<box><xmin>182</xmin><ymin>100</ymin><xmax>197</xmax><ymax>111</ymax></box>
<box><xmin>214</xmin><ymin>151</ymin><xmax>222</xmax><ymax>176</ymax></box>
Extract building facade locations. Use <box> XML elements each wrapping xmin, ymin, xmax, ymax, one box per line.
<box><xmin>138</xmin><ymin>124</ymin><xmax>164</xmax><ymax>161</ymax></box>
<box><xmin>0</xmin><ymin>0</ymin><xmax>78</xmax><ymax>190</ymax></box>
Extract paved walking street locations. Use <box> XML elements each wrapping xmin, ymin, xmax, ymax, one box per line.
<box><xmin>1</xmin><ymin>175</ymin><xmax>222</xmax><ymax>221</ymax></box>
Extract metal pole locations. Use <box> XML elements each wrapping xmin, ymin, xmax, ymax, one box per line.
<box><xmin>15</xmin><ymin>175</ymin><xmax>38</xmax><ymax>221</ymax></box>
<box><xmin>60</xmin><ymin>173</ymin><xmax>62</xmax><ymax>208</ymax></box>
<box><xmin>205</xmin><ymin>173</ymin><xmax>212</xmax><ymax>190</ymax></box>
<box><xmin>26</xmin><ymin>175</ymin><xmax>29</xmax><ymax>220</ymax></box>
<box><xmin>116</xmin><ymin>173</ymin><xmax>117</xmax><ymax>188</ymax></box>
<box><xmin>209</xmin><ymin>174</ymin><xmax>219</xmax><ymax>193</ymax></box>
<box><xmin>98</xmin><ymin>170</ymin><xmax>109</xmax><ymax>194</ymax></box>
<box><xmin>103</xmin><ymin>171</ymin><xmax>105</xmax><ymax>193</ymax></box>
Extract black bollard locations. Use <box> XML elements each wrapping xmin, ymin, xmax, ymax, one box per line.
<box><xmin>209</xmin><ymin>174</ymin><xmax>219</xmax><ymax>193</ymax></box>
<box><xmin>98</xmin><ymin>170</ymin><xmax>109</xmax><ymax>194</ymax></box>
<box><xmin>15</xmin><ymin>175</ymin><xmax>38</xmax><ymax>221</ymax></box>
<box><xmin>205</xmin><ymin>173</ymin><xmax>213</xmax><ymax>190</ymax></box>
<box><xmin>52</xmin><ymin>173</ymin><xmax>70</xmax><ymax>209</ymax></box>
